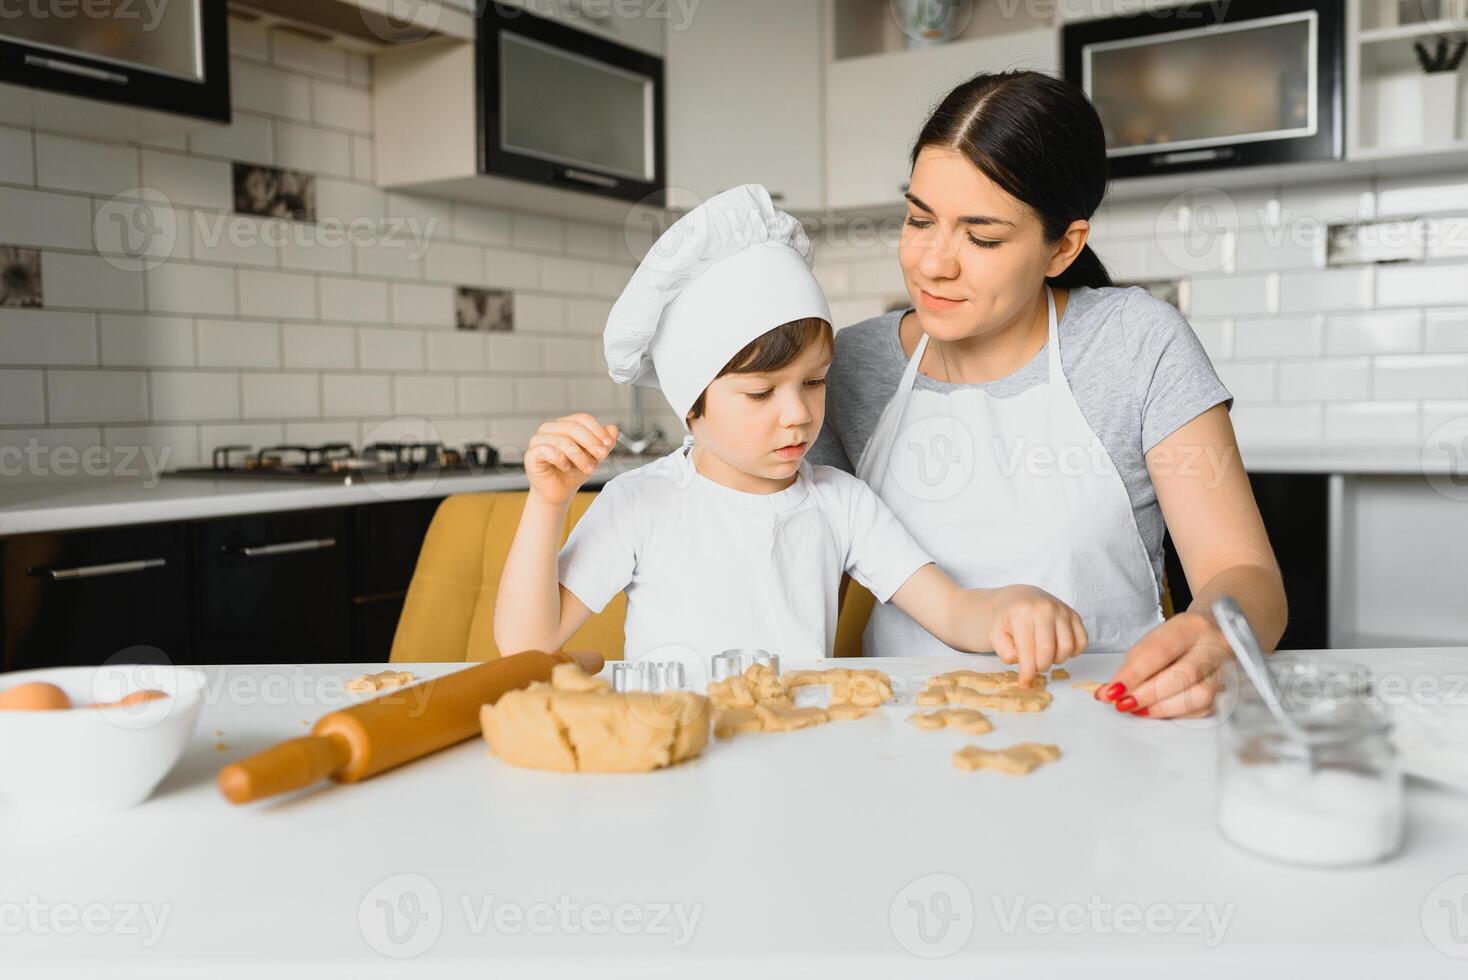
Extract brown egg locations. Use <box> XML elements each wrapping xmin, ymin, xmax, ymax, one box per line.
<box><xmin>89</xmin><ymin>689</ymin><xmax>169</xmax><ymax>709</ymax></box>
<box><xmin>0</xmin><ymin>681</ymin><xmax>73</xmax><ymax>711</ymax></box>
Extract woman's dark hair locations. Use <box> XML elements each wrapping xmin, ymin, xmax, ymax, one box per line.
<box><xmin>687</xmin><ymin>317</ymin><xmax>832</xmax><ymax>420</ymax></box>
<box><xmin>911</xmin><ymin>70</ymin><xmax>1112</xmax><ymax>290</ymax></box>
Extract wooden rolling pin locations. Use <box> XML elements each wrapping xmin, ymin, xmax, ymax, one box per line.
<box><xmin>219</xmin><ymin>650</ymin><xmax>601</xmax><ymax>804</ymax></box>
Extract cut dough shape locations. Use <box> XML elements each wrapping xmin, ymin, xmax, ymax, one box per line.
<box><xmin>952</xmin><ymin>742</ymin><xmax>1061</xmax><ymax>775</ymax></box>
<box><xmin>346</xmin><ymin>669</ymin><xmax>417</xmax><ymax>694</ymax></box>
<box><xmin>481</xmin><ymin>663</ymin><xmax>708</xmax><ymax>773</ymax></box>
<box><xmin>707</xmin><ymin>662</ymin><xmax>790</xmax><ymax>710</ymax></box>
<box><xmin>1071</xmin><ymin>680</ymin><xmax>1103</xmax><ymax>693</ymax></box>
<box><xmin>714</xmin><ymin>702</ymin><xmax>830</xmax><ymax>739</ymax></box>
<box><xmin>782</xmin><ymin>667</ymin><xmax>893</xmax><ymax>707</ymax></box>
<box><xmin>907</xmin><ymin>708</ymin><xmax>992</xmax><ymax>735</ymax></box>
<box><xmin>917</xmin><ymin>670</ymin><xmax>1054</xmax><ymax>713</ymax></box>
<box><xmin>1051</xmin><ymin>668</ymin><xmax>1070</xmax><ymax>680</ymax></box>
<box><xmin>825</xmin><ymin>702</ymin><xmax>873</xmax><ymax>722</ymax></box>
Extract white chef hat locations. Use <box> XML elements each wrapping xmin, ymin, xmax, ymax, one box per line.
<box><xmin>604</xmin><ymin>184</ymin><xmax>832</xmax><ymax>428</ymax></box>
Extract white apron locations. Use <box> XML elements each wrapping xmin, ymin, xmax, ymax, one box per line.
<box><xmin>855</xmin><ymin>285</ymin><xmax>1164</xmax><ymax>656</ymax></box>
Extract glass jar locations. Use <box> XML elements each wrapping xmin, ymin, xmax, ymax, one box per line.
<box><xmin>1217</xmin><ymin>659</ymin><xmax>1404</xmax><ymax>867</ymax></box>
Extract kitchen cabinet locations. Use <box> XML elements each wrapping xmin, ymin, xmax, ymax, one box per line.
<box><xmin>824</xmin><ymin>28</ymin><xmax>1058</xmax><ymax>212</ymax></box>
<box><xmin>0</xmin><ymin>523</ymin><xmax>191</xmax><ymax>671</ymax></box>
<box><xmin>0</xmin><ymin>0</ymin><xmax>230</xmax><ymax>141</ymax></box>
<box><xmin>351</xmin><ymin>498</ymin><xmax>443</xmax><ymax>663</ymax></box>
<box><xmin>665</xmin><ymin>0</ymin><xmax>825</xmax><ymax>212</ymax></box>
<box><xmin>196</xmin><ymin>508</ymin><xmax>356</xmax><ymax>665</ymax></box>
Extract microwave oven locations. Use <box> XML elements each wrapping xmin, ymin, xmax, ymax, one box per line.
<box><xmin>478</xmin><ymin>5</ymin><xmax>665</xmax><ymax>205</ymax></box>
<box><xmin>1062</xmin><ymin>0</ymin><xmax>1344</xmax><ymax>178</ymax></box>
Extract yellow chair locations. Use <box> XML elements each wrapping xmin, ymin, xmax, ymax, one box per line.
<box><xmin>390</xmin><ymin>491</ymin><xmax>627</xmax><ymax>664</ymax></box>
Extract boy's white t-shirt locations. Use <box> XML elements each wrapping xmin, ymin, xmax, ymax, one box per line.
<box><xmin>557</xmin><ymin>443</ymin><xmax>934</xmax><ymax>664</ymax></box>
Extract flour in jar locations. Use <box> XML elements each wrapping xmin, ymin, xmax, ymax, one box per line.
<box><xmin>1217</xmin><ymin>763</ymin><xmax>1403</xmax><ymax>866</ymax></box>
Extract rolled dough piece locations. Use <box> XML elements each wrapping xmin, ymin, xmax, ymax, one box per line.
<box><xmin>952</xmin><ymin>742</ymin><xmax>1061</xmax><ymax>775</ymax></box>
<box><xmin>906</xmin><ymin>708</ymin><xmax>992</xmax><ymax>735</ymax></box>
<box><xmin>480</xmin><ymin>663</ymin><xmax>708</xmax><ymax>773</ymax></box>
<box><xmin>346</xmin><ymin>669</ymin><xmax>417</xmax><ymax>694</ymax></box>
<box><xmin>918</xmin><ymin>670</ymin><xmax>1054</xmax><ymax>712</ymax></box>
<box><xmin>1071</xmin><ymin>680</ymin><xmax>1103</xmax><ymax>693</ymax></box>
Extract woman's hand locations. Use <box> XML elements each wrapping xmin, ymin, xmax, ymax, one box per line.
<box><xmin>988</xmin><ymin>585</ymin><xmax>1089</xmax><ymax>685</ymax></box>
<box><xmin>1097</xmin><ymin>610</ymin><xmax>1231</xmax><ymax>718</ymax></box>
<box><xmin>525</xmin><ymin>413</ymin><xmax>618</xmax><ymax>506</ymax></box>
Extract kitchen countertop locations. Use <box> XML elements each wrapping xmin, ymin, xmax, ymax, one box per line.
<box><xmin>0</xmin><ymin>456</ymin><xmax>656</xmax><ymax>536</ymax></box>
<box><xmin>0</xmin><ymin>447</ymin><xmax>1451</xmax><ymax>536</ymax></box>
<box><xmin>3</xmin><ymin>650</ymin><xmax>1465</xmax><ymax>977</ymax></box>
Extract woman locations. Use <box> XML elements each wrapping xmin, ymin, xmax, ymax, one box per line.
<box><xmin>809</xmin><ymin>71</ymin><xmax>1286</xmax><ymax>719</ymax></box>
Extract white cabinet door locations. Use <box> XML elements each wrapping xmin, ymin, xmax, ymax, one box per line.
<box><xmin>826</xmin><ymin>28</ymin><xmax>1058</xmax><ymax>212</ymax></box>
<box><xmin>666</xmin><ymin>0</ymin><xmax>825</xmax><ymax>212</ymax></box>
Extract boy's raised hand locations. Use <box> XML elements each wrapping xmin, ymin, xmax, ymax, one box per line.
<box><xmin>987</xmin><ymin>585</ymin><xmax>1088</xmax><ymax>685</ymax></box>
<box><xmin>525</xmin><ymin>413</ymin><xmax>619</xmax><ymax>505</ymax></box>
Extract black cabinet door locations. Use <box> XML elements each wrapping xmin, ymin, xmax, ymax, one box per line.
<box><xmin>196</xmin><ymin>509</ymin><xmax>353</xmax><ymax>664</ymax></box>
<box><xmin>352</xmin><ymin>498</ymin><xmax>442</xmax><ymax>662</ymax></box>
<box><xmin>1162</xmin><ymin>472</ymin><xmax>1329</xmax><ymax>650</ymax></box>
<box><xmin>1</xmin><ymin>523</ymin><xmax>191</xmax><ymax>672</ymax></box>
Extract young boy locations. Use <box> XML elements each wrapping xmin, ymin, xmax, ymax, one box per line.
<box><xmin>494</xmin><ymin>185</ymin><xmax>1086</xmax><ymax>683</ymax></box>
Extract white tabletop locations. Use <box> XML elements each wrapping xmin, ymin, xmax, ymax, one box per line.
<box><xmin>4</xmin><ymin>651</ymin><xmax>1467</xmax><ymax>978</ymax></box>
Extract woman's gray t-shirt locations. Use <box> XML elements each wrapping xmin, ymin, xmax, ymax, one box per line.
<box><xmin>808</xmin><ymin>285</ymin><xmax>1232</xmax><ymax>591</ymax></box>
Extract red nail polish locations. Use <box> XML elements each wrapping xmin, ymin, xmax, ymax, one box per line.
<box><xmin>1115</xmin><ymin>696</ymin><xmax>1138</xmax><ymax>713</ymax></box>
<box><xmin>1132</xmin><ymin>707</ymin><xmax>1149</xmax><ymax>717</ymax></box>
<box><xmin>1102</xmin><ymin>682</ymin><xmax>1126</xmax><ymax>702</ymax></box>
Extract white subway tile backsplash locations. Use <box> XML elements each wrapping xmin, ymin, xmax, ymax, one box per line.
<box><xmin>358</xmin><ymin>328</ymin><xmax>423</xmax><ymax>370</ymax></box>
<box><xmin>188</xmin><ymin>113</ymin><xmax>274</xmax><ymax>164</ymax></box>
<box><xmin>1376</xmin><ymin>263</ymin><xmax>1468</xmax><ymax>308</ymax></box>
<box><xmin>200</xmin><ymin>422</ymin><xmax>284</xmax><ymax>456</ymax></box>
<box><xmin>0</xmin><ymin>310</ymin><xmax>96</xmax><ymax>366</ymax></box>
<box><xmin>190</xmin><ymin>214</ymin><xmax>278</xmax><ymax>267</ymax></box>
<box><xmin>285</xmin><ymin>420</ymin><xmax>359</xmax><ymax>446</ymax></box>
<box><xmin>277</xmin><ymin>231</ymin><xmax>354</xmax><ymax>275</ymax></box>
<box><xmin>46</xmin><ymin>369</ymin><xmax>149</xmax><ymax>424</ymax></box>
<box><xmin>346</xmin><ymin>53</ymin><xmax>370</xmax><ymax>87</ymax></box>
<box><xmin>512</xmin><ymin>213</ymin><xmax>564</xmax><ymax>252</ymax></box>
<box><xmin>487</xmin><ymin>334</ymin><xmax>542</xmax><ymax>373</ymax></box>
<box><xmin>1279</xmin><ymin>267</ymin><xmax>1373</xmax><ymax>314</ymax></box>
<box><xmin>1426</xmin><ymin>311</ymin><xmax>1468</xmax><ymax>352</ymax></box>
<box><xmin>197</xmin><ymin>319</ymin><xmax>281</xmax><ymax>369</ymax></box>
<box><xmin>272</xmin><ymin>28</ymin><xmax>349</xmax><ymax>80</ymax></box>
<box><xmin>34</xmin><ymin>134</ymin><xmax>138</xmax><ymax>196</ymax></box>
<box><xmin>42</xmin><ymin>253</ymin><xmax>145</xmax><ymax>312</ymax></box>
<box><xmin>140</xmin><ymin>151</ymin><xmax>231</xmax><ymax>211</ymax></box>
<box><xmin>0</xmin><ymin>186</ymin><xmax>93</xmax><ymax>250</ymax></box>
<box><xmin>239</xmin><ymin>270</ymin><xmax>317</xmax><ymax>320</ymax></box>
<box><xmin>228</xmin><ymin>15</ymin><xmax>269</xmax><ymax>60</ymax></box>
<box><xmin>1233</xmin><ymin>316</ymin><xmax>1324</xmax><ymax>359</ymax></box>
<box><xmin>1326</xmin><ymin>311</ymin><xmax>1423</xmax><ymax>355</ymax></box>
<box><xmin>243</xmin><ymin>373</ymin><xmax>320</xmax><ymax>419</ymax></box>
<box><xmin>283</xmin><ymin>323</ymin><xmax>355</xmax><ymax>369</ymax></box>
<box><xmin>96</xmin><ymin>200</ymin><xmax>191</xmax><ymax>265</ymax></box>
<box><xmin>1216</xmin><ymin>362</ymin><xmax>1277</xmax><ymax>402</ymax></box>
<box><xmin>426</xmin><ymin>331</ymin><xmax>486</xmax><ymax>371</ymax></box>
<box><xmin>355</xmin><ymin>239</ymin><xmax>423</xmax><ymax>280</ymax></box>
<box><xmin>1424</xmin><ymin>401</ymin><xmax>1468</xmax><ymax>436</ymax></box>
<box><xmin>230</xmin><ymin>60</ymin><xmax>313</xmax><ymax>121</ymax></box>
<box><xmin>1233</xmin><ymin>226</ymin><xmax>1324</xmax><ymax>272</ymax></box>
<box><xmin>1376</xmin><ymin>174</ymin><xmax>1468</xmax><ymax>217</ymax></box>
<box><xmin>1189</xmin><ymin>317</ymin><xmax>1233</xmax><ymax>362</ymax></box>
<box><xmin>387</xmin><ymin>191</ymin><xmax>455</xmax><ymax>229</ymax></box>
<box><xmin>319</xmin><ymin>276</ymin><xmax>388</xmax><ymax>324</ymax></box>
<box><xmin>275</xmin><ymin>121</ymin><xmax>352</xmax><ymax>178</ymax></box>
<box><xmin>103</xmin><ymin>424</ymin><xmax>201</xmax><ymax>470</ymax></box>
<box><xmin>1278</xmin><ymin>358</ymin><xmax>1369</xmax><ymax>402</ymax></box>
<box><xmin>317</xmin><ymin>178</ymin><xmax>385</xmax><ymax>223</ymax></box>
<box><xmin>311</xmin><ymin>80</ymin><xmax>372</xmax><ymax>134</ymax></box>
<box><xmin>484</xmin><ymin>248</ymin><xmax>540</xmax><ymax>290</ymax></box>
<box><xmin>565</xmin><ymin>298</ymin><xmax>612</xmax><ymax>335</ymax></box>
<box><xmin>0</xmin><ymin>125</ymin><xmax>34</xmax><ymax>184</ymax></box>
<box><xmin>100</xmin><ymin>315</ymin><xmax>195</xmax><ymax>368</ymax></box>
<box><xmin>514</xmin><ymin>376</ymin><xmax>568</xmax><ymax>414</ymax></box>
<box><xmin>424</xmin><ymin>242</ymin><xmax>485</xmax><ymax>285</ymax></box>
<box><xmin>1187</xmin><ymin>273</ymin><xmax>1274</xmax><ymax>318</ymax></box>
<box><xmin>540</xmin><ymin>255</ymin><xmax>594</xmax><ymax>295</ymax></box>
<box><xmin>1323</xmin><ymin>402</ymin><xmax>1420</xmax><ymax>447</ymax></box>
<box><xmin>458</xmin><ymin>376</ymin><xmax>515</xmax><ymax>415</ymax></box>
<box><xmin>514</xmin><ymin>294</ymin><xmax>566</xmax><ymax>333</ymax></box>
<box><xmin>351</xmin><ymin>136</ymin><xmax>374</xmax><ymax>182</ymax></box>
<box><xmin>323</xmin><ymin>374</ymin><xmax>391</xmax><ymax>416</ymax></box>
<box><xmin>543</xmin><ymin>336</ymin><xmax>603</xmax><ymax>375</ymax></box>
<box><xmin>389</xmin><ymin>283</ymin><xmax>455</xmax><ymax>328</ymax></box>
<box><xmin>454</xmin><ymin>204</ymin><xmax>512</xmax><ymax>246</ymax></box>
<box><xmin>0</xmin><ymin>369</ymin><xmax>44</xmax><ymax>425</ymax></box>
<box><xmin>590</xmin><ymin>261</ymin><xmax>633</xmax><ymax>298</ymax></box>
<box><xmin>147</xmin><ymin>263</ymin><xmax>238</xmax><ymax>316</ymax></box>
<box><xmin>394</xmin><ymin>374</ymin><xmax>457</xmax><ymax>415</ymax></box>
<box><xmin>1229</xmin><ymin>403</ymin><xmax>1323</xmax><ymax>448</ymax></box>
<box><xmin>1372</xmin><ymin>354</ymin><xmax>1468</xmax><ymax>400</ymax></box>
<box><xmin>1280</xmin><ymin>181</ymin><xmax>1374</xmax><ymax>224</ymax></box>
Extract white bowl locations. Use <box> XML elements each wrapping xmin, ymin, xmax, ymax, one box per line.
<box><xmin>0</xmin><ymin>664</ymin><xmax>206</xmax><ymax>811</ymax></box>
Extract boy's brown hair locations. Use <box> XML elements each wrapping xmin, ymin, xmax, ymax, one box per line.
<box><xmin>686</xmin><ymin>317</ymin><xmax>833</xmax><ymax>421</ymax></box>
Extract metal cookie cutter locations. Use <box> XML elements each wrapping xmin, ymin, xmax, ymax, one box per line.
<box><xmin>609</xmin><ymin>660</ymin><xmax>687</xmax><ymax>693</ymax></box>
<box><xmin>709</xmin><ymin>648</ymin><xmax>781</xmax><ymax>683</ymax></box>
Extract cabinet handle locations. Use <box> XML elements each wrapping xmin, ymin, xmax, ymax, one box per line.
<box><xmin>559</xmin><ymin>168</ymin><xmax>618</xmax><ymax>189</ymax></box>
<box><xmin>234</xmin><ymin>538</ymin><xmax>338</xmax><ymax>559</ymax></box>
<box><xmin>32</xmin><ymin>558</ymin><xmax>167</xmax><ymax>581</ymax></box>
<box><xmin>24</xmin><ymin>54</ymin><xmax>129</xmax><ymax>85</ymax></box>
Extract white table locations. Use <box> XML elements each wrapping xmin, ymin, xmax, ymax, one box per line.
<box><xmin>4</xmin><ymin>651</ymin><xmax>1467</xmax><ymax>978</ymax></box>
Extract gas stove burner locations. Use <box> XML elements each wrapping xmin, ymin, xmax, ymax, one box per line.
<box><xmin>172</xmin><ymin>440</ymin><xmax>522</xmax><ymax>484</ymax></box>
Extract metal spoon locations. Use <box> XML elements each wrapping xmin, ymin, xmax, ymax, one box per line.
<box><xmin>1212</xmin><ymin>596</ymin><xmax>1320</xmax><ymax>769</ymax></box>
